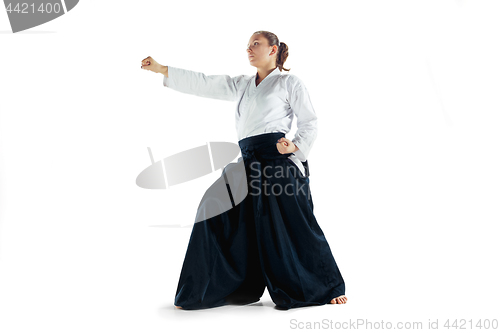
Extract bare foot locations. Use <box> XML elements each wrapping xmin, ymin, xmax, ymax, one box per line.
<box><xmin>330</xmin><ymin>295</ymin><xmax>347</xmax><ymax>304</ymax></box>
<box><xmin>175</xmin><ymin>305</ymin><xmax>182</xmax><ymax>309</ymax></box>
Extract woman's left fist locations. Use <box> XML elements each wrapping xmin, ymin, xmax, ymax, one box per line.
<box><xmin>276</xmin><ymin>137</ymin><xmax>296</xmax><ymax>154</ymax></box>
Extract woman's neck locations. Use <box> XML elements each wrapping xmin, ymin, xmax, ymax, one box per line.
<box><xmin>256</xmin><ymin>65</ymin><xmax>278</xmax><ymax>84</ymax></box>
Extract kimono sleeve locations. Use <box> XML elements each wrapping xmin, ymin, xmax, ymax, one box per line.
<box><xmin>287</xmin><ymin>77</ymin><xmax>318</xmax><ymax>162</ymax></box>
<box><xmin>163</xmin><ymin>66</ymin><xmax>249</xmax><ymax>101</ymax></box>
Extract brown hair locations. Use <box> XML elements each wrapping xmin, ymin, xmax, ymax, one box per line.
<box><xmin>253</xmin><ymin>30</ymin><xmax>290</xmax><ymax>72</ymax></box>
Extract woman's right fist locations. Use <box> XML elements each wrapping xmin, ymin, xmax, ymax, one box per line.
<box><xmin>141</xmin><ymin>56</ymin><xmax>163</xmax><ymax>74</ymax></box>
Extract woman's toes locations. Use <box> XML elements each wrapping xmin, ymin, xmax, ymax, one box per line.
<box><xmin>331</xmin><ymin>295</ymin><xmax>347</xmax><ymax>304</ymax></box>
<box><xmin>175</xmin><ymin>305</ymin><xmax>182</xmax><ymax>309</ymax></box>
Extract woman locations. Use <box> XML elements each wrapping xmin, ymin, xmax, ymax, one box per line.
<box><xmin>141</xmin><ymin>31</ymin><xmax>347</xmax><ymax>310</ymax></box>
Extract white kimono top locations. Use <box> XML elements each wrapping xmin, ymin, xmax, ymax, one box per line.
<box><xmin>162</xmin><ymin>66</ymin><xmax>318</xmax><ymax>177</ymax></box>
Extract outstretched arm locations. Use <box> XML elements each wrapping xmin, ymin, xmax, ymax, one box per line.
<box><xmin>162</xmin><ymin>66</ymin><xmax>249</xmax><ymax>102</ymax></box>
<box><xmin>140</xmin><ymin>56</ymin><xmax>249</xmax><ymax>102</ymax></box>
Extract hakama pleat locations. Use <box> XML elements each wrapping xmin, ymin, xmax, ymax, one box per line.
<box><xmin>174</xmin><ymin>132</ymin><xmax>345</xmax><ymax>310</ymax></box>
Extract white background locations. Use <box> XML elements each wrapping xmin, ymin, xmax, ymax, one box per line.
<box><xmin>1</xmin><ymin>0</ymin><xmax>499</xmax><ymax>332</ymax></box>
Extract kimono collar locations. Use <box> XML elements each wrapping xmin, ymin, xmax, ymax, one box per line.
<box><xmin>255</xmin><ymin>67</ymin><xmax>281</xmax><ymax>85</ymax></box>
<box><xmin>264</xmin><ymin>66</ymin><xmax>281</xmax><ymax>78</ymax></box>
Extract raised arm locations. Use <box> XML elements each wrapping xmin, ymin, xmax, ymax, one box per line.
<box><xmin>287</xmin><ymin>76</ymin><xmax>318</xmax><ymax>162</ymax></box>
<box><xmin>162</xmin><ymin>66</ymin><xmax>250</xmax><ymax>101</ymax></box>
<box><xmin>141</xmin><ymin>56</ymin><xmax>250</xmax><ymax>101</ymax></box>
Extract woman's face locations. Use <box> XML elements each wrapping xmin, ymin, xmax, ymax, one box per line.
<box><xmin>247</xmin><ymin>34</ymin><xmax>277</xmax><ymax>68</ymax></box>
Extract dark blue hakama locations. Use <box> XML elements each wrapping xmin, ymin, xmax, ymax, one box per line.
<box><xmin>173</xmin><ymin>132</ymin><xmax>345</xmax><ymax>310</ymax></box>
